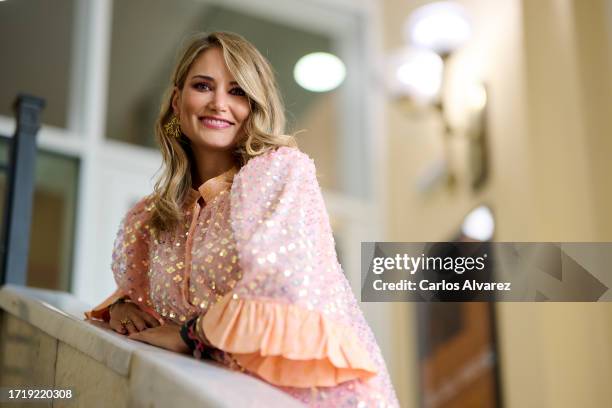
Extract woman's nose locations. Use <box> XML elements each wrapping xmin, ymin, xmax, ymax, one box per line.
<box><xmin>209</xmin><ymin>91</ymin><xmax>228</xmax><ymax>112</ymax></box>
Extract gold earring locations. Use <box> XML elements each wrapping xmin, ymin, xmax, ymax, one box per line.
<box><xmin>164</xmin><ymin>115</ymin><xmax>182</xmax><ymax>138</ymax></box>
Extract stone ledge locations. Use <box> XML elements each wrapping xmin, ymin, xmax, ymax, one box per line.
<box><xmin>0</xmin><ymin>284</ymin><xmax>303</xmax><ymax>408</ymax></box>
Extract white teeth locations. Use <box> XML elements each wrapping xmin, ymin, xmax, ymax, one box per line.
<box><xmin>203</xmin><ymin>118</ymin><xmax>230</xmax><ymax>126</ymax></box>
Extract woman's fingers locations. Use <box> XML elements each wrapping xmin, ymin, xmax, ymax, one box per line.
<box><xmin>124</xmin><ymin>303</ymin><xmax>159</xmax><ymax>329</ymax></box>
<box><xmin>129</xmin><ymin>313</ymin><xmax>147</xmax><ymax>332</ymax></box>
<box><xmin>124</xmin><ymin>320</ymin><xmax>138</xmax><ymax>335</ymax></box>
<box><xmin>108</xmin><ymin>302</ymin><xmax>160</xmax><ymax>334</ymax></box>
<box><xmin>139</xmin><ymin>312</ymin><xmax>161</xmax><ymax>328</ymax></box>
<box><xmin>109</xmin><ymin>318</ymin><xmax>127</xmax><ymax>335</ymax></box>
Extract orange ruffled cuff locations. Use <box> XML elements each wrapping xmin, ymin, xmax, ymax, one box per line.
<box><xmin>84</xmin><ymin>289</ymin><xmax>163</xmax><ymax>324</ymax></box>
<box><xmin>201</xmin><ymin>294</ymin><xmax>378</xmax><ymax>388</ymax></box>
<box><xmin>84</xmin><ymin>288</ymin><xmax>126</xmax><ymax>321</ymax></box>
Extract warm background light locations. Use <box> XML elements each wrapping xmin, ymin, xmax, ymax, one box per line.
<box><xmin>461</xmin><ymin>205</ymin><xmax>495</xmax><ymax>241</ymax></box>
<box><xmin>467</xmin><ymin>83</ymin><xmax>487</xmax><ymax>111</ymax></box>
<box><xmin>404</xmin><ymin>1</ymin><xmax>471</xmax><ymax>55</ymax></box>
<box><xmin>293</xmin><ymin>52</ymin><xmax>346</xmax><ymax>92</ymax></box>
<box><xmin>389</xmin><ymin>48</ymin><xmax>443</xmax><ymax>104</ymax></box>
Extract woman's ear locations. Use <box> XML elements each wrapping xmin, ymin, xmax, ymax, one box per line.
<box><xmin>171</xmin><ymin>87</ymin><xmax>180</xmax><ymax>116</ymax></box>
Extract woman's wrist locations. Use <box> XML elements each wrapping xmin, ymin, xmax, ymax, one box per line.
<box><xmin>180</xmin><ymin>317</ymin><xmax>197</xmax><ymax>350</ymax></box>
<box><xmin>194</xmin><ymin>315</ymin><xmax>213</xmax><ymax>347</ymax></box>
<box><xmin>180</xmin><ymin>316</ymin><xmax>211</xmax><ymax>359</ymax></box>
<box><xmin>179</xmin><ymin>316</ymin><xmax>243</xmax><ymax>371</ymax></box>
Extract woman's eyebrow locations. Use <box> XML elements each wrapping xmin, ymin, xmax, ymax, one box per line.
<box><xmin>191</xmin><ymin>74</ymin><xmax>238</xmax><ymax>85</ymax></box>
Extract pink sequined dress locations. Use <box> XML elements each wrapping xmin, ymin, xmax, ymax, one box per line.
<box><xmin>86</xmin><ymin>146</ymin><xmax>399</xmax><ymax>407</ymax></box>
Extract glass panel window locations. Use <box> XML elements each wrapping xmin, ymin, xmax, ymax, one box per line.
<box><xmin>0</xmin><ymin>0</ymin><xmax>75</xmax><ymax>128</ymax></box>
<box><xmin>0</xmin><ymin>141</ymin><xmax>79</xmax><ymax>291</ymax></box>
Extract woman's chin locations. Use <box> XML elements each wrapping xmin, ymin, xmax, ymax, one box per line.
<box><xmin>190</xmin><ymin>136</ymin><xmax>237</xmax><ymax>152</ymax></box>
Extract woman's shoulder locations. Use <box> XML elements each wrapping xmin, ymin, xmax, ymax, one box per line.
<box><xmin>266</xmin><ymin>146</ymin><xmax>314</xmax><ymax>164</ymax></box>
<box><xmin>239</xmin><ymin>146</ymin><xmax>315</xmax><ymax>177</ymax></box>
<box><xmin>121</xmin><ymin>194</ymin><xmax>155</xmax><ymax>226</ymax></box>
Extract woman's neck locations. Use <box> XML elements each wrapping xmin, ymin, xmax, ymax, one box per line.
<box><xmin>190</xmin><ymin>147</ymin><xmax>236</xmax><ymax>188</ymax></box>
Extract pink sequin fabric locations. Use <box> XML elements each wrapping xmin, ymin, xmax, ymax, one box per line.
<box><xmin>99</xmin><ymin>147</ymin><xmax>399</xmax><ymax>407</ymax></box>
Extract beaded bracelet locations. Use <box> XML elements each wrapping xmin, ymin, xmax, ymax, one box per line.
<box><xmin>180</xmin><ymin>317</ymin><xmax>208</xmax><ymax>359</ymax></box>
<box><xmin>179</xmin><ymin>317</ymin><xmax>244</xmax><ymax>371</ymax></box>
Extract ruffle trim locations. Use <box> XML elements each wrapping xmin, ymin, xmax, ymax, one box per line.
<box><xmin>84</xmin><ymin>289</ymin><xmax>163</xmax><ymax>324</ymax></box>
<box><xmin>84</xmin><ymin>288</ymin><xmax>126</xmax><ymax>321</ymax></box>
<box><xmin>201</xmin><ymin>294</ymin><xmax>378</xmax><ymax>387</ymax></box>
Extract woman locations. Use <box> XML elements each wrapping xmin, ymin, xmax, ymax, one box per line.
<box><xmin>86</xmin><ymin>31</ymin><xmax>399</xmax><ymax>407</ymax></box>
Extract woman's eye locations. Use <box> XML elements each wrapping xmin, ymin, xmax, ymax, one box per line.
<box><xmin>231</xmin><ymin>87</ymin><xmax>246</xmax><ymax>96</ymax></box>
<box><xmin>194</xmin><ymin>82</ymin><xmax>211</xmax><ymax>91</ymax></box>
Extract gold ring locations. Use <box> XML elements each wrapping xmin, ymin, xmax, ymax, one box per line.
<box><xmin>120</xmin><ymin>318</ymin><xmax>132</xmax><ymax>326</ymax></box>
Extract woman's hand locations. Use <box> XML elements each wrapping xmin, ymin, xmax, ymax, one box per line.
<box><xmin>109</xmin><ymin>301</ymin><xmax>160</xmax><ymax>335</ymax></box>
<box><xmin>128</xmin><ymin>324</ymin><xmax>191</xmax><ymax>354</ymax></box>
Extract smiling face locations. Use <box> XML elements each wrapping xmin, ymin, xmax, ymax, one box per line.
<box><xmin>172</xmin><ymin>47</ymin><xmax>250</xmax><ymax>152</ymax></box>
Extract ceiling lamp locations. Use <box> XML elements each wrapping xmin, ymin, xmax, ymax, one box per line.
<box><xmin>293</xmin><ymin>52</ymin><xmax>346</xmax><ymax>92</ymax></box>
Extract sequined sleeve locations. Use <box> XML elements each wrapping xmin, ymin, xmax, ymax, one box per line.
<box><xmin>85</xmin><ymin>196</ymin><xmax>161</xmax><ymax>322</ymax></box>
<box><xmin>197</xmin><ymin>147</ymin><xmax>379</xmax><ymax>388</ymax></box>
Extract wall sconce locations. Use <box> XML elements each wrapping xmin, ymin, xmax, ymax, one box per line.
<box><xmin>388</xmin><ymin>1</ymin><xmax>489</xmax><ymax>193</ymax></box>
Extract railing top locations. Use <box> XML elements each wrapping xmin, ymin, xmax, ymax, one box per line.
<box><xmin>0</xmin><ymin>284</ymin><xmax>303</xmax><ymax>408</ymax></box>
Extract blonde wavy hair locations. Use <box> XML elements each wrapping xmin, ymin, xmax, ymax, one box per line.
<box><xmin>150</xmin><ymin>31</ymin><xmax>297</xmax><ymax>233</ymax></box>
